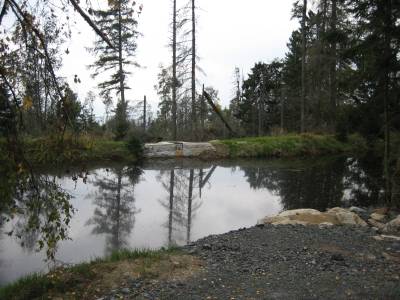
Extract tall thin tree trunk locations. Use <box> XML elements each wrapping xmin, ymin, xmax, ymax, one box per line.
<box><xmin>301</xmin><ymin>0</ymin><xmax>307</xmax><ymax>133</ymax></box>
<box><xmin>280</xmin><ymin>87</ymin><xmax>285</xmax><ymax>134</ymax></box>
<box><xmin>118</xmin><ymin>2</ymin><xmax>125</xmax><ymax>105</ymax></box>
<box><xmin>172</xmin><ymin>0</ymin><xmax>178</xmax><ymax>141</ymax></box>
<box><xmin>191</xmin><ymin>0</ymin><xmax>197</xmax><ymax>140</ymax></box>
<box><xmin>258</xmin><ymin>96</ymin><xmax>263</xmax><ymax>136</ymax></box>
<box><xmin>329</xmin><ymin>0</ymin><xmax>337</xmax><ymax>130</ymax></box>
<box><xmin>383</xmin><ymin>0</ymin><xmax>392</xmax><ymax>204</ymax></box>
<box><xmin>143</xmin><ymin>95</ymin><xmax>147</xmax><ymax>131</ymax></box>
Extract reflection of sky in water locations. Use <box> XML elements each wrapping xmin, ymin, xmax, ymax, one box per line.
<box><xmin>0</xmin><ymin>157</ymin><xmax>384</xmax><ymax>285</ymax></box>
<box><xmin>0</xmin><ymin>163</ymin><xmax>281</xmax><ymax>285</ymax></box>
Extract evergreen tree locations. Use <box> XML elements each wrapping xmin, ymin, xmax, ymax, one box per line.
<box><xmin>89</xmin><ymin>0</ymin><xmax>141</xmax><ymax>140</ymax></box>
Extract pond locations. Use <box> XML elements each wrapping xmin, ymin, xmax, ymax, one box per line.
<box><xmin>0</xmin><ymin>156</ymin><xmax>384</xmax><ymax>286</ymax></box>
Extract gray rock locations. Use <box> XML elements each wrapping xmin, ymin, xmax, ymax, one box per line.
<box><xmin>349</xmin><ymin>206</ymin><xmax>367</xmax><ymax>214</ymax></box>
<box><xmin>368</xmin><ymin>219</ymin><xmax>385</xmax><ymax>230</ymax></box>
<box><xmin>383</xmin><ymin>215</ymin><xmax>400</xmax><ymax>233</ymax></box>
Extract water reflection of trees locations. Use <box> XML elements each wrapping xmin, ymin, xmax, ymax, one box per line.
<box><xmin>0</xmin><ymin>169</ymin><xmax>74</xmax><ymax>260</ymax></box>
<box><xmin>344</xmin><ymin>156</ymin><xmax>384</xmax><ymax>207</ymax></box>
<box><xmin>86</xmin><ymin>165</ymin><xmax>142</xmax><ymax>256</ymax></box>
<box><xmin>241</xmin><ymin>158</ymin><xmax>347</xmax><ymax>211</ymax></box>
<box><xmin>241</xmin><ymin>157</ymin><xmax>385</xmax><ymax>210</ymax></box>
<box><xmin>157</xmin><ymin>168</ymin><xmax>204</xmax><ymax>247</ymax></box>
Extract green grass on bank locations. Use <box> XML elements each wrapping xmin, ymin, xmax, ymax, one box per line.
<box><xmin>212</xmin><ymin>133</ymin><xmax>368</xmax><ymax>158</ymax></box>
<box><xmin>17</xmin><ymin>136</ymin><xmax>135</xmax><ymax>165</ymax></box>
<box><xmin>0</xmin><ymin>248</ymin><xmax>181</xmax><ymax>300</ymax></box>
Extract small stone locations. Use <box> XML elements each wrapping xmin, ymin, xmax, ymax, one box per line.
<box><xmin>202</xmin><ymin>244</ymin><xmax>212</xmax><ymax>250</ymax></box>
<box><xmin>319</xmin><ymin>222</ymin><xmax>334</xmax><ymax>229</ymax></box>
<box><xmin>372</xmin><ymin>235</ymin><xmax>384</xmax><ymax>241</ymax></box>
<box><xmin>120</xmin><ymin>288</ymin><xmax>130</xmax><ymax>294</ymax></box>
<box><xmin>365</xmin><ymin>254</ymin><xmax>376</xmax><ymax>260</ymax></box>
<box><xmin>370</xmin><ymin>227</ymin><xmax>379</xmax><ymax>233</ymax></box>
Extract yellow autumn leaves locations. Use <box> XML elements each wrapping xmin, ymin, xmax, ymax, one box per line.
<box><xmin>22</xmin><ymin>95</ymin><xmax>33</xmax><ymax>110</ymax></box>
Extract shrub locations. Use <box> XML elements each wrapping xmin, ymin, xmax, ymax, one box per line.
<box><xmin>126</xmin><ymin>135</ymin><xmax>144</xmax><ymax>159</ymax></box>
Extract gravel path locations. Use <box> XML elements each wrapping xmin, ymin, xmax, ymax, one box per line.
<box><xmin>107</xmin><ymin>225</ymin><xmax>400</xmax><ymax>299</ymax></box>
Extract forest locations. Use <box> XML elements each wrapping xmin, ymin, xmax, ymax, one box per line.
<box><xmin>0</xmin><ymin>0</ymin><xmax>400</xmax><ymax>298</ymax></box>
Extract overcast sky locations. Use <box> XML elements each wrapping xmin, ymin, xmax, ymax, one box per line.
<box><xmin>61</xmin><ymin>0</ymin><xmax>299</xmax><ymax>119</ymax></box>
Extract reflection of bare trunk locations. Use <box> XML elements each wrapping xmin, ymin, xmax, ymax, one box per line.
<box><xmin>115</xmin><ymin>170</ymin><xmax>122</xmax><ymax>249</ymax></box>
<box><xmin>200</xmin><ymin>165</ymin><xmax>217</xmax><ymax>189</ymax></box>
<box><xmin>168</xmin><ymin>169</ymin><xmax>175</xmax><ymax>246</ymax></box>
<box><xmin>199</xmin><ymin>168</ymin><xmax>203</xmax><ymax>198</ymax></box>
<box><xmin>187</xmin><ymin>169</ymin><xmax>194</xmax><ymax>244</ymax></box>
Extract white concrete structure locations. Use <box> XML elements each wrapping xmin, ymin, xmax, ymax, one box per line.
<box><xmin>144</xmin><ymin>142</ymin><xmax>216</xmax><ymax>158</ymax></box>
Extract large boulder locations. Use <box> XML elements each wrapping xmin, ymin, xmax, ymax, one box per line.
<box><xmin>326</xmin><ymin>207</ymin><xmax>368</xmax><ymax>227</ymax></box>
<box><xmin>370</xmin><ymin>213</ymin><xmax>386</xmax><ymax>222</ymax></box>
<box><xmin>259</xmin><ymin>207</ymin><xmax>368</xmax><ymax>227</ymax></box>
<box><xmin>144</xmin><ymin>142</ymin><xmax>216</xmax><ymax>158</ymax></box>
<box><xmin>383</xmin><ymin>215</ymin><xmax>400</xmax><ymax>234</ymax></box>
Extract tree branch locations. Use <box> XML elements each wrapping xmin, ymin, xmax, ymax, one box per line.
<box><xmin>68</xmin><ymin>0</ymin><xmax>115</xmax><ymax>50</ymax></box>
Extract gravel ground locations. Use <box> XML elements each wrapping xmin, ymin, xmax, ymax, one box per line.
<box><xmin>104</xmin><ymin>225</ymin><xmax>400</xmax><ymax>300</ymax></box>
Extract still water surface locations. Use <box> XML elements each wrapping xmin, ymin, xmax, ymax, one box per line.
<box><xmin>0</xmin><ymin>157</ymin><xmax>383</xmax><ymax>285</ymax></box>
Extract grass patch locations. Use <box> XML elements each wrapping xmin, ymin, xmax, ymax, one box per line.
<box><xmin>107</xmin><ymin>247</ymin><xmax>179</xmax><ymax>262</ymax></box>
<box><xmin>0</xmin><ymin>248</ymin><xmax>201</xmax><ymax>300</ymax></box>
<box><xmin>212</xmin><ymin>133</ymin><xmax>368</xmax><ymax>158</ymax></box>
<box><xmin>21</xmin><ymin>136</ymin><xmax>136</xmax><ymax>165</ymax></box>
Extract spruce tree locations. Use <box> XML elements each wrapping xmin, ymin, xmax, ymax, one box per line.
<box><xmin>89</xmin><ymin>0</ymin><xmax>141</xmax><ymax>140</ymax></box>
